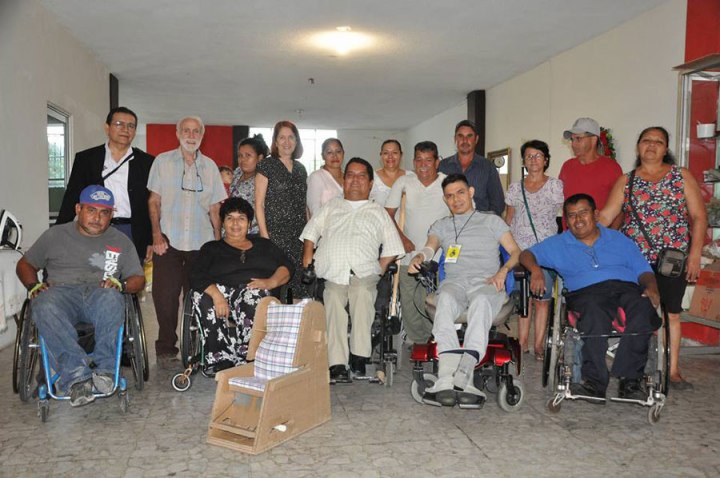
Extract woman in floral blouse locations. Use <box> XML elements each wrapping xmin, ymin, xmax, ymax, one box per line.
<box><xmin>600</xmin><ymin>126</ymin><xmax>707</xmax><ymax>390</ymax></box>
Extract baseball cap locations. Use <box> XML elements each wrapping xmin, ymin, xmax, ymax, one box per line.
<box><xmin>79</xmin><ymin>185</ymin><xmax>115</xmax><ymax>209</ymax></box>
<box><xmin>563</xmin><ymin>117</ymin><xmax>600</xmax><ymax>139</ymax></box>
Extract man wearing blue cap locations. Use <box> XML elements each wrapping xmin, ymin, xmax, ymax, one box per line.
<box><xmin>16</xmin><ymin>185</ymin><xmax>145</xmax><ymax>407</ymax></box>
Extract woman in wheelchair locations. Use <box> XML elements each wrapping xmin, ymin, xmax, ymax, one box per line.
<box><xmin>189</xmin><ymin>197</ymin><xmax>293</xmax><ymax>374</ymax></box>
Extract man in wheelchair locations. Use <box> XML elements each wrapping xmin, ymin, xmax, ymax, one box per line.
<box><xmin>520</xmin><ymin>193</ymin><xmax>660</xmax><ymax>402</ymax></box>
<box><xmin>16</xmin><ymin>185</ymin><xmax>144</xmax><ymax>407</ymax></box>
<box><xmin>408</xmin><ymin>174</ymin><xmax>521</xmax><ymax>407</ymax></box>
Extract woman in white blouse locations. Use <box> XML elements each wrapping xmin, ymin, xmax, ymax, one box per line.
<box><xmin>370</xmin><ymin>139</ymin><xmax>413</xmax><ymax>206</ymax></box>
<box><xmin>307</xmin><ymin>138</ymin><xmax>344</xmax><ymax>217</ymax></box>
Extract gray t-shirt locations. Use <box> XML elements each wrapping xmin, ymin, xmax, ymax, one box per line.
<box><xmin>25</xmin><ymin>222</ymin><xmax>143</xmax><ymax>286</ymax></box>
<box><xmin>428</xmin><ymin>210</ymin><xmax>509</xmax><ymax>282</ymax></box>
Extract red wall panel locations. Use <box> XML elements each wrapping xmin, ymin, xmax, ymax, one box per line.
<box><xmin>146</xmin><ymin>124</ymin><xmax>234</xmax><ymax>168</ymax></box>
<box><xmin>685</xmin><ymin>0</ymin><xmax>720</xmax><ymax>62</ymax></box>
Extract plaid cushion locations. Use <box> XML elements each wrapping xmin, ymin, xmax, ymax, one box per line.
<box><xmin>229</xmin><ymin>300</ymin><xmax>308</xmax><ymax>392</ymax></box>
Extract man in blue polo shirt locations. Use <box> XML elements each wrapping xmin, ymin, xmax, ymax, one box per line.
<box><xmin>520</xmin><ymin>193</ymin><xmax>660</xmax><ymax>402</ymax></box>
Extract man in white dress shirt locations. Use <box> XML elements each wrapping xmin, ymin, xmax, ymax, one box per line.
<box><xmin>301</xmin><ymin>158</ymin><xmax>404</xmax><ymax>383</ymax></box>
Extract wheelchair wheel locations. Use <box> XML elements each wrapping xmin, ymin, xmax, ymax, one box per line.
<box><xmin>18</xmin><ymin>303</ymin><xmax>39</xmax><ymax>403</ymax></box>
<box><xmin>180</xmin><ymin>293</ymin><xmax>200</xmax><ymax>369</ymax></box>
<box><xmin>119</xmin><ymin>391</ymin><xmax>129</xmax><ymax>413</ymax></box>
<box><xmin>647</xmin><ymin>403</ymin><xmax>662</xmax><ymax>425</ymax></box>
<box><xmin>658</xmin><ymin>315</ymin><xmax>670</xmax><ymax>396</ymax></box>
<box><xmin>132</xmin><ymin>295</ymin><xmax>150</xmax><ymax>382</ymax></box>
<box><xmin>171</xmin><ymin>373</ymin><xmax>192</xmax><ymax>392</ymax></box>
<box><xmin>12</xmin><ymin>301</ymin><xmax>30</xmax><ymax>394</ymax></box>
<box><xmin>497</xmin><ymin>380</ymin><xmax>524</xmax><ymax>413</ymax></box>
<box><xmin>39</xmin><ymin>400</ymin><xmax>49</xmax><ymax>422</ymax></box>
<box><xmin>543</xmin><ymin>299</ymin><xmax>564</xmax><ymax>391</ymax></box>
<box><xmin>410</xmin><ymin>373</ymin><xmax>436</xmax><ymax>404</ymax></box>
<box><xmin>547</xmin><ymin>396</ymin><xmax>562</xmax><ymax>414</ymax></box>
<box><xmin>125</xmin><ymin>296</ymin><xmax>145</xmax><ymax>391</ymax></box>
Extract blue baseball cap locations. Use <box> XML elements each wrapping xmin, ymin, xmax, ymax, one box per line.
<box><xmin>79</xmin><ymin>185</ymin><xmax>115</xmax><ymax>209</ymax></box>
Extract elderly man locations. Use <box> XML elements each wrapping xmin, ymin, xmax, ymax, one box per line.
<box><xmin>301</xmin><ymin>157</ymin><xmax>404</xmax><ymax>383</ymax></box>
<box><xmin>409</xmin><ymin>174</ymin><xmax>520</xmax><ymax>408</ymax></box>
<box><xmin>148</xmin><ymin>116</ymin><xmax>227</xmax><ymax>367</ymax></box>
<box><xmin>559</xmin><ymin>117</ymin><xmax>622</xmax><ymax>221</ymax></box>
<box><xmin>16</xmin><ymin>186</ymin><xmax>144</xmax><ymax>407</ymax></box>
<box><xmin>385</xmin><ymin>141</ymin><xmax>448</xmax><ymax>345</ymax></box>
<box><xmin>438</xmin><ymin>120</ymin><xmax>505</xmax><ymax>216</ymax></box>
<box><xmin>520</xmin><ymin>193</ymin><xmax>660</xmax><ymax>402</ymax></box>
<box><xmin>57</xmin><ymin>106</ymin><xmax>155</xmax><ymax>261</ymax></box>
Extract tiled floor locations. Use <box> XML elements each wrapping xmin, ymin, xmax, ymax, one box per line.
<box><xmin>1</xmin><ymin>297</ymin><xmax>719</xmax><ymax>477</ymax></box>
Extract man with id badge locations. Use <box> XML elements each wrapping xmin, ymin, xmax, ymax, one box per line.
<box><xmin>409</xmin><ymin>174</ymin><xmax>521</xmax><ymax>407</ymax></box>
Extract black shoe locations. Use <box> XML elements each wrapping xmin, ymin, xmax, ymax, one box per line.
<box><xmin>618</xmin><ymin>378</ymin><xmax>647</xmax><ymax>401</ymax></box>
<box><xmin>349</xmin><ymin>354</ymin><xmax>368</xmax><ymax>377</ymax></box>
<box><xmin>570</xmin><ymin>380</ymin><xmax>606</xmax><ymax>402</ymax></box>
<box><xmin>423</xmin><ymin>389</ymin><xmax>456</xmax><ymax>407</ymax></box>
<box><xmin>329</xmin><ymin>365</ymin><xmax>352</xmax><ymax>384</ymax></box>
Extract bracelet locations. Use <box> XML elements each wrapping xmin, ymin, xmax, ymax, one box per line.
<box><xmin>28</xmin><ymin>282</ymin><xmax>43</xmax><ymax>296</ymax></box>
<box><xmin>107</xmin><ymin>277</ymin><xmax>123</xmax><ymax>291</ymax></box>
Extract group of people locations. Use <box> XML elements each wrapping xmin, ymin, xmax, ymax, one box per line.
<box><xmin>16</xmin><ymin>106</ymin><xmax>707</xmax><ymax>408</ymax></box>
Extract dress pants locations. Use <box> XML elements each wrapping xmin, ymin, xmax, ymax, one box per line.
<box><xmin>323</xmin><ymin>274</ymin><xmax>379</xmax><ymax>367</ymax></box>
<box><xmin>432</xmin><ymin>278</ymin><xmax>505</xmax><ymax>357</ymax></box>
<box><xmin>565</xmin><ymin>280</ymin><xmax>660</xmax><ymax>390</ymax></box>
<box><xmin>399</xmin><ymin>265</ymin><xmax>432</xmax><ymax>344</ymax></box>
<box><xmin>152</xmin><ymin>244</ymin><xmax>198</xmax><ymax>356</ymax></box>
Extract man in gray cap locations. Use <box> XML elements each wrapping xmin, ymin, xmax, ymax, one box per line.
<box><xmin>558</xmin><ymin>117</ymin><xmax>622</xmax><ymax>226</ymax></box>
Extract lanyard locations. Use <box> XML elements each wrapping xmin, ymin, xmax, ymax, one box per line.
<box><xmin>452</xmin><ymin>210</ymin><xmax>476</xmax><ymax>242</ymax></box>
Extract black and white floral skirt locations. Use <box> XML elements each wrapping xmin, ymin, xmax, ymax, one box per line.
<box><xmin>191</xmin><ymin>285</ymin><xmax>268</xmax><ymax>372</ymax></box>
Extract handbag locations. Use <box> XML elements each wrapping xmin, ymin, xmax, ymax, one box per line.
<box><xmin>627</xmin><ymin>170</ymin><xmax>687</xmax><ymax>278</ymax></box>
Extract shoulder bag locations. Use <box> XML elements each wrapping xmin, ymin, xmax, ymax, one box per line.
<box><xmin>627</xmin><ymin>170</ymin><xmax>686</xmax><ymax>278</ymax></box>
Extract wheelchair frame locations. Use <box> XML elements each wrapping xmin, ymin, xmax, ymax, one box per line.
<box><xmin>172</xmin><ymin>290</ymin><xmax>206</xmax><ymax>392</ymax></box>
<box><xmin>542</xmin><ymin>284</ymin><xmax>669</xmax><ymax>424</ymax></box>
<box><xmin>368</xmin><ymin>263</ymin><xmax>402</xmax><ymax>387</ymax></box>
<box><xmin>409</xmin><ymin>261</ymin><xmax>526</xmax><ymax>412</ymax></box>
<box><xmin>14</xmin><ymin>294</ymin><xmax>147</xmax><ymax>421</ymax></box>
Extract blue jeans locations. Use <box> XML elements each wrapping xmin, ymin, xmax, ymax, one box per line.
<box><xmin>32</xmin><ymin>285</ymin><xmax>124</xmax><ymax>393</ymax></box>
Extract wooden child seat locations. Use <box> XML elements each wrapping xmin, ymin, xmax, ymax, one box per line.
<box><xmin>207</xmin><ymin>297</ymin><xmax>330</xmax><ymax>454</ymax></box>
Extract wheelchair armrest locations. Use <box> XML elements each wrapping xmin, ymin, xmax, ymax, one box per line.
<box><xmin>512</xmin><ymin>264</ymin><xmax>528</xmax><ymax>280</ymax></box>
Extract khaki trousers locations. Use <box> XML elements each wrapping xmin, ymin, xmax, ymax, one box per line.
<box><xmin>323</xmin><ymin>275</ymin><xmax>379</xmax><ymax>367</ymax></box>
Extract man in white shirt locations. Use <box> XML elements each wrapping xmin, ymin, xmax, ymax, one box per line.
<box><xmin>301</xmin><ymin>158</ymin><xmax>405</xmax><ymax>383</ymax></box>
<box><xmin>385</xmin><ymin>141</ymin><xmax>448</xmax><ymax>345</ymax></box>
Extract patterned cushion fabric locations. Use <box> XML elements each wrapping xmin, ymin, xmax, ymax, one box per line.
<box><xmin>229</xmin><ymin>300</ymin><xmax>307</xmax><ymax>392</ymax></box>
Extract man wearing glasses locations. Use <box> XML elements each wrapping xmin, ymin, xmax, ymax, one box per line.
<box><xmin>57</xmin><ymin>107</ymin><xmax>155</xmax><ymax>262</ymax></box>
<box><xmin>147</xmin><ymin>116</ymin><xmax>226</xmax><ymax>368</ymax></box>
<box><xmin>520</xmin><ymin>193</ymin><xmax>660</xmax><ymax>403</ymax></box>
<box><xmin>558</xmin><ymin>117</ymin><xmax>622</xmax><ymax>226</ymax></box>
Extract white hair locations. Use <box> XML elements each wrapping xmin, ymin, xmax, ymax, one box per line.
<box><xmin>176</xmin><ymin>115</ymin><xmax>205</xmax><ymax>135</ymax></box>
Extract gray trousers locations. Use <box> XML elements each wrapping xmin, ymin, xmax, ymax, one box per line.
<box><xmin>399</xmin><ymin>265</ymin><xmax>432</xmax><ymax>344</ymax></box>
<box><xmin>323</xmin><ymin>274</ymin><xmax>380</xmax><ymax>367</ymax></box>
<box><xmin>433</xmin><ymin>278</ymin><xmax>505</xmax><ymax>356</ymax></box>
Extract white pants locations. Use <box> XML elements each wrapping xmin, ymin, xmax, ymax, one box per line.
<box><xmin>432</xmin><ymin>278</ymin><xmax>505</xmax><ymax>357</ymax></box>
<box><xmin>323</xmin><ymin>275</ymin><xmax>380</xmax><ymax>367</ymax></box>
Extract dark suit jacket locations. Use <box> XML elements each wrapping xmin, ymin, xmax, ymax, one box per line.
<box><xmin>57</xmin><ymin>144</ymin><xmax>155</xmax><ymax>259</ymax></box>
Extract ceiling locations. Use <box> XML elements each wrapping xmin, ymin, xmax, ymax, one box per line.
<box><xmin>41</xmin><ymin>0</ymin><xmax>670</xmax><ymax>130</ymax></box>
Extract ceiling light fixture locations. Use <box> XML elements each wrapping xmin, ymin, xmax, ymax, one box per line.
<box><xmin>311</xmin><ymin>26</ymin><xmax>373</xmax><ymax>56</ymax></box>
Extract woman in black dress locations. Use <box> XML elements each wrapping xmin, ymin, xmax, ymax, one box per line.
<box><xmin>189</xmin><ymin>198</ymin><xmax>293</xmax><ymax>372</ymax></box>
<box><xmin>255</xmin><ymin>120</ymin><xmax>309</xmax><ymax>298</ymax></box>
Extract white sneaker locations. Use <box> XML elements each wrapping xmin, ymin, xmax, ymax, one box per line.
<box><xmin>92</xmin><ymin>373</ymin><xmax>115</xmax><ymax>394</ymax></box>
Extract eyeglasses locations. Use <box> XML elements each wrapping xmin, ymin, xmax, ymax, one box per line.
<box><xmin>110</xmin><ymin>121</ymin><xmax>137</xmax><ymax>131</ymax></box>
<box><xmin>524</xmin><ymin>153</ymin><xmax>545</xmax><ymax>161</ymax></box>
<box><xmin>585</xmin><ymin>248</ymin><xmax>600</xmax><ymax>269</ymax></box>
<box><xmin>181</xmin><ymin>164</ymin><xmax>203</xmax><ymax>192</ymax></box>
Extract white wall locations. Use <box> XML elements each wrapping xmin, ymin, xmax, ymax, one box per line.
<box><xmin>405</xmin><ymin>100</ymin><xmax>467</xmax><ymax>167</ymax></box>
<box><xmin>0</xmin><ymin>0</ymin><xmax>109</xmax><ymax>348</ymax></box>
<box><xmin>337</xmin><ymin>129</ymin><xmax>407</xmax><ymax>170</ymax></box>
<box><xmin>486</xmin><ymin>0</ymin><xmax>686</xmax><ymax>182</ymax></box>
